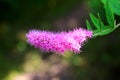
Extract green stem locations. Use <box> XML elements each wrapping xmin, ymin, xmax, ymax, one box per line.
<box><xmin>116</xmin><ymin>23</ymin><xmax>120</xmax><ymax>28</ymax></box>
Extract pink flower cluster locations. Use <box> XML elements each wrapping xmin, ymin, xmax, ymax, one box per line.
<box><xmin>26</xmin><ymin>28</ymin><xmax>92</xmax><ymax>54</ymax></box>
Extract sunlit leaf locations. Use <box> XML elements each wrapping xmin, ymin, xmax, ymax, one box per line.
<box><xmin>97</xmin><ymin>13</ymin><xmax>105</xmax><ymax>30</ymax></box>
<box><xmin>101</xmin><ymin>0</ymin><xmax>107</xmax><ymax>5</ymax></box>
<box><xmin>101</xmin><ymin>0</ymin><xmax>120</xmax><ymax>15</ymax></box>
<box><xmin>86</xmin><ymin>20</ymin><xmax>92</xmax><ymax>30</ymax></box>
<box><xmin>86</xmin><ymin>0</ymin><xmax>119</xmax><ymax>37</ymax></box>
<box><xmin>90</xmin><ymin>13</ymin><xmax>100</xmax><ymax>30</ymax></box>
<box><xmin>105</xmin><ymin>0</ymin><xmax>114</xmax><ymax>26</ymax></box>
<box><xmin>93</xmin><ymin>26</ymin><xmax>116</xmax><ymax>37</ymax></box>
<box><xmin>109</xmin><ymin>0</ymin><xmax>120</xmax><ymax>15</ymax></box>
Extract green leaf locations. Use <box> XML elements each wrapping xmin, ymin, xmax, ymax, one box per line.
<box><xmin>86</xmin><ymin>20</ymin><xmax>92</xmax><ymax>30</ymax></box>
<box><xmin>93</xmin><ymin>27</ymin><xmax>113</xmax><ymax>36</ymax></box>
<box><xmin>109</xmin><ymin>0</ymin><xmax>120</xmax><ymax>15</ymax></box>
<box><xmin>90</xmin><ymin>13</ymin><xmax>100</xmax><ymax>30</ymax></box>
<box><xmin>93</xmin><ymin>25</ymin><xmax>117</xmax><ymax>37</ymax></box>
<box><xmin>101</xmin><ymin>0</ymin><xmax>120</xmax><ymax>15</ymax></box>
<box><xmin>97</xmin><ymin>13</ymin><xmax>105</xmax><ymax>30</ymax></box>
<box><xmin>105</xmin><ymin>0</ymin><xmax>114</xmax><ymax>26</ymax></box>
<box><xmin>90</xmin><ymin>13</ymin><xmax>105</xmax><ymax>30</ymax></box>
<box><xmin>101</xmin><ymin>0</ymin><xmax>107</xmax><ymax>5</ymax></box>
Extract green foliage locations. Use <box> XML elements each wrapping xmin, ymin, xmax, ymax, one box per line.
<box><xmin>86</xmin><ymin>20</ymin><xmax>92</xmax><ymax>30</ymax></box>
<box><xmin>89</xmin><ymin>13</ymin><xmax>100</xmax><ymax>30</ymax></box>
<box><xmin>105</xmin><ymin>0</ymin><xmax>114</xmax><ymax>26</ymax></box>
<box><xmin>110</xmin><ymin>0</ymin><xmax>120</xmax><ymax>15</ymax></box>
<box><xmin>86</xmin><ymin>0</ymin><xmax>120</xmax><ymax>37</ymax></box>
<box><xmin>102</xmin><ymin>0</ymin><xmax>120</xmax><ymax>15</ymax></box>
<box><xmin>101</xmin><ymin>0</ymin><xmax>120</xmax><ymax>15</ymax></box>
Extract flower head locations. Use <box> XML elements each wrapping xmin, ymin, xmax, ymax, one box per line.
<box><xmin>26</xmin><ymin>28</ymin><xmax>92</xmax><ymax>54</ymax></box>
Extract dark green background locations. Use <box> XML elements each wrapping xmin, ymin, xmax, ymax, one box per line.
<box><xmin>0</xmin><ymin>0</ymin><xmax>120</xmax><ymax>80</ymax></box>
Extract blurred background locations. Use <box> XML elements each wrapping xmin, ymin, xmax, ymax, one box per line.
<box><xmin>0</xmin><ymin>0</ymin><xmax>120</xmax><ymax>80</ymax></box>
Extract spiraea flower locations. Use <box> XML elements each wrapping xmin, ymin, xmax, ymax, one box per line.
<box><xmin>26</xmin><ymin>28</ymin><xmax>92</xmax><ymax>54</ymax></box>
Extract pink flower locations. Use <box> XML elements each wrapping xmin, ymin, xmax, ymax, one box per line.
<box><xmin>26</xmin><ymin>28</ymin><xmax>92</xmax><ymax>54</ymax></box>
